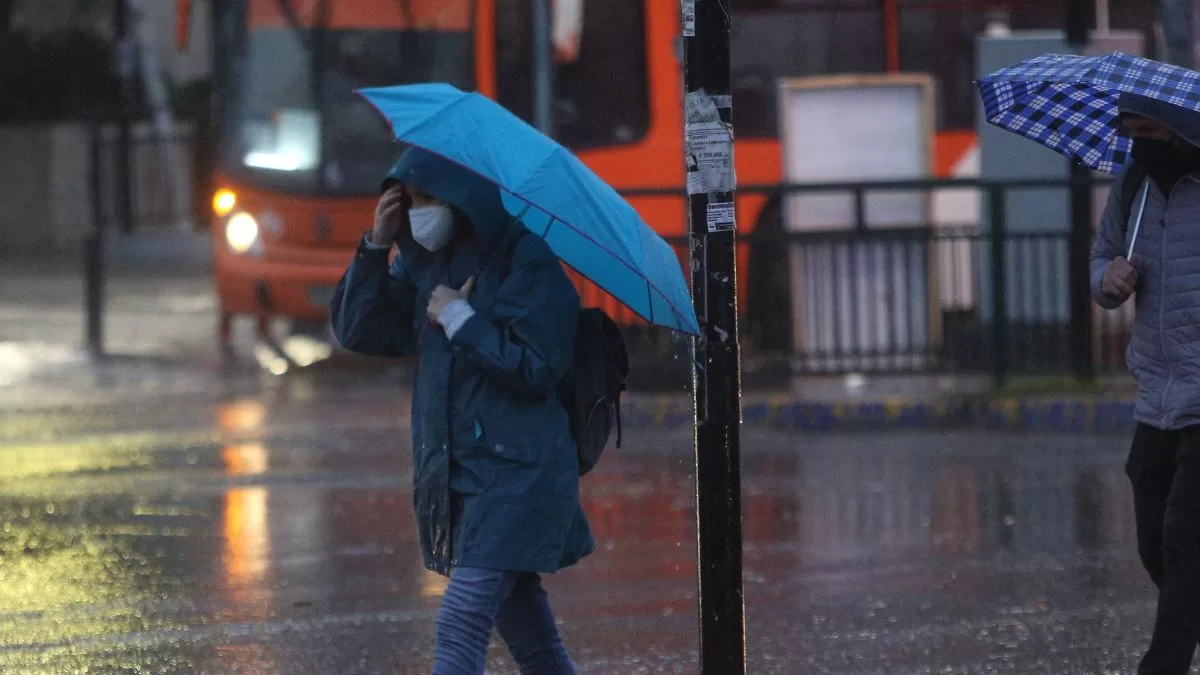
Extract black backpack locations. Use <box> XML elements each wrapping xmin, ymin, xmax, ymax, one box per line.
<box><xmin>557</xmin><ymin>308</ymin><xmax>630</xmax><ymax>476</ymax></box>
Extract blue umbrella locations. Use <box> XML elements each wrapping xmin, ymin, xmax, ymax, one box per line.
<box><xmin>977</xmin><ymin>51</ymin><xmax>1200</xmax><ymax>174</ymax></box>
<box><xmin>357</xmin><ymin>82</ymin><xmax>700</xmax><ymax>335</ymax></box>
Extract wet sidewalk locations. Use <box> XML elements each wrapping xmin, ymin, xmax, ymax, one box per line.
<box><xmin>0</xmin><ymin>371</ymin><xmax>1164</xmax><ymax>674</ymax></box>
<box><xmin>1</xmin><ymin>261</ymin><xmax>1142</xmax><ymax>432</ymax></box>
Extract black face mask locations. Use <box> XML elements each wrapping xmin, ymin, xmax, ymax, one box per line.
<box><xmin>1132</xmin><ymin>137</ymin><xmax>1198</xmax><ymax>191</ymax></box>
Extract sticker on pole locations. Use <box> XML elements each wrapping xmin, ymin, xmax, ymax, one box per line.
<box><xmin>706</xmin><ymin>200</ymin><xmax>736</xmax><ymax>233</ymax></box>
<box><xmin>682</xmin><ymin>0</ymin><xmax>696</xmax><ymax>37</ymax></box>
<box><xmin>685</xmin><ymin>89</ymin><xmax>735</xmax><ymax>195</ymax></box>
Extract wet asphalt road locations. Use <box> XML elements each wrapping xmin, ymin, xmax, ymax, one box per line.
<box><xmin>0</xmin><ymin>360</ymin><xmax>1179</xmax><ymax>674</ymax></box>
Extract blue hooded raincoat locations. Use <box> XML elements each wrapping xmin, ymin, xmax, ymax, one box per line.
<box><xmin>330</xmin><ymin>148</ymin><xmax>595</xmax><ymax>575</ymax></box>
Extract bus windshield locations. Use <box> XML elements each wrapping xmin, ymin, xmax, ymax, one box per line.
<box><xmin>221</xmin><ymin>3</ymin><xmax>474</xmax><ymax>195</ymax></box>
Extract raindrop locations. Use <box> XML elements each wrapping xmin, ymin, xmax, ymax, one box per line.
<box><xmin>44</xmin><ymin>503</ymin><xmax>56</xmax><ymax>515</ymax></box>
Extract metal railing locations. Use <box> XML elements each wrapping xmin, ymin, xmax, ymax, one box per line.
<box><xmin>90</xmin><ymin>123</ymin><xmax>197</xmax><ymax>234</ymax></box>
<box><xmin>84</xmin><ymin>126</ymin><xmax>1132</xmax><ymax>381</ymax></box>
<box><xmin>619</xmin><ymin>177</ymin><xmax>1132</xmax><ymax>382</ymax></box>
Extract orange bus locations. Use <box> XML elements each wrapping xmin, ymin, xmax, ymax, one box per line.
<box><xmin>204</xmin><ymin>0</ymin><xmax>751</xmax><ymax>348</ymax></box>
<box><xmin>192</xmin><ymin>0</ymin><xmax>1120</xmax><ymax>351</ymax></box>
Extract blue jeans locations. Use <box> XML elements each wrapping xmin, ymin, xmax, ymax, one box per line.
<box><xmin>432</xmin><ymin>566</ymin><xmax>577</xmax><ymax>675</ymax></box>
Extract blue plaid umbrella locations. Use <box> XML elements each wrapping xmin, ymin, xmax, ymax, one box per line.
<box><xmin>978</xmin><ymin>52</ymin><xmax>1200</xmax><ymax>174</ymax></box>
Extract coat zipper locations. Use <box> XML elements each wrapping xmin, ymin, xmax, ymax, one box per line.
<box><xmin>1160</xmin><ymin>183</ymin><xmax>1173</xmax><ymax>426</ymax></box>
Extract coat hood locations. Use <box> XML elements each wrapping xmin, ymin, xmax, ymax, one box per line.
<box><xmin>383</xmin><ymin>147</ymin><xmax>514</xmax><ymax>249</ymax></box>
<box><xmin>1118</xmin><ymin>93</ymin><xmax>1200</xmax><ymax>150</ymax></box>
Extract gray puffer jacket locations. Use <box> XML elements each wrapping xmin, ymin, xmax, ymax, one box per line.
<box><xmin>1091</xmin><ymin>97</ymin><xmax>1200</xmax><ymax>431</ymax></box>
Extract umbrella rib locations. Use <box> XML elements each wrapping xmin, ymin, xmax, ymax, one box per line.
<box><xmin>560</xmin><ymin>261</ymin><xmax>657</xmax><ymax>327</ymax></box>
<box><xmin>357</xmin><ymin>87</ymin><xmax>475</xmax><ymax>140</ymax></box>
<box><xmin>389</xmin><ymin>94</ymin><xmax>477</xmax><ymax>140</ymax></box>
<box><xmin>646</xmin><ymin>282</ymin><xmax>654</xmax><ymax>325</ymax></box>
<box><xmin>526</xmin><ymin>209</ymin><xmax>684</xmax><ymax>320</ymax></box>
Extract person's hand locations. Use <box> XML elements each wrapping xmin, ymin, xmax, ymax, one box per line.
<box><xmin>1103</xmin><ymin>255</ymin><xmax>1141</xmax><ymax>300</ymax></box>
<box><xmin>427</xmin><ymin>277</ymin><xmax>476</xmax><ymax>323</ymax></box>
<box><xmin>371</xmin><ymin>187</ymin><xmax>410</xmax><ymax>247</ymax></box>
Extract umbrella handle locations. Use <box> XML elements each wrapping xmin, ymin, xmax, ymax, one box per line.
<box><xmin>1127</xmin><ymin>180</ymin><xmax>1150</xmax><ymax>260</ymax></box>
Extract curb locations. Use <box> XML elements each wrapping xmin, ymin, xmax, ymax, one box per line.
<box><xmin>103</xmin><ymin>230</ymin><xmax>212</xmax><ymax>275</ymax></box>
<box><xmin>621</xmin><ymin>395</ymin><xmax>1139</xmax><ymax>433</ymax></box>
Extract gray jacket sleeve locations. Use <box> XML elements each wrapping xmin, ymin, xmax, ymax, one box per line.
<box><xmin>1090</xmin><ymin>171</ymin><xmax>1130</xmax><ymax>310</ymax></box>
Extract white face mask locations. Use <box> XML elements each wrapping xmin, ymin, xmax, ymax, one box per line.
<box><xmin>409</xmin><ymin>205</ymin><xmax>454</xmax><ymax>252</ymax></box>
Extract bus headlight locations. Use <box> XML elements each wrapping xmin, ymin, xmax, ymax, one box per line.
<box><xmin>212</xmin><ymin>189</ymin><xmax>237</xmax><ymax>217</ymax></box>
<box><xmin>225</xmin><ymin>212</ymin><xmax>261</xmax><ymax>255</ymax></box>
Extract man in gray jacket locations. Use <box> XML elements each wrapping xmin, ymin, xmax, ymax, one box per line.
<box><xmin>1091</xmin><ymin>93</ymin><xmax>1200</xmax><ymax>675</ymax></box>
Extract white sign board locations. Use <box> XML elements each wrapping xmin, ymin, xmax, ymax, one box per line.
<box><xmin>778</xmin><ymin>75</ymin><xmax>934</xmax><ymax>231</ymax></box>
<box><xmin>776</xmin><ymin>75</ymin><xmax>937</xmax><ymax>366</ymax></box>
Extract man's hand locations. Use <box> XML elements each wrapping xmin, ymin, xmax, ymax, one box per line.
<box><xmin>370</xmin><ymin>187</ymin><xmax>411</xmax><ymax>247</ymax></box>
<box><xmin>427</xmin><ymin>276</ymin><xmax>476</xmax><ymax>323</ymax></box>
<box><xmin>1103</xmin><ymin>255</ymin><xmax>1142</xmax><ymax>301</ymax></box>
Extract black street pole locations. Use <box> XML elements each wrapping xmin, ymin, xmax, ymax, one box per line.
<box><xmin>680</xmin><ymin>1</ymin><xmax>746</xmax><ymax>674</ymax></box>
<box><xmin>114</xmin><ymin>0</ymin><xmax>134</xmax><ymax>235</ymax></box>
<box><xmin>1065</xmin><ymin>0</ymin><xmax>1094</xmax><ymax>382</ymax></box>
<box><xmin>87</xmin><ymin>0</ymin><xmax>136</xmax><ymax>357</ymax></box>
<box><xmin>86</xmin><ymin>122</ymin><xmax>106</xmax><ymax>356</ymax></box>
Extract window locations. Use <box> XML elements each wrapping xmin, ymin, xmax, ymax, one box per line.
<box><xmin>216</xmin><ymin>1</ymin><xmax>475</xmax><ymax>195</ymax></box>
<box><xmin>732</xmin><ymin>0</ymin><xmax>1157</xmax><ymax>136</ymax></box>
<box><xmin>731</xmin><ymin>5</ymin><xmax>885</xmax><ymax>138</ymax></box>
<box><xmin>494</xmin><ymin>0</ymin><xmax>650</xmax><ymax>151</ymax></box>
<box><xmin>897</xmin><ymin>9</ymin><xmax>984</xmax><ymax>130</ymax></box>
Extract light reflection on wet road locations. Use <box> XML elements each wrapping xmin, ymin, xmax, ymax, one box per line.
<box><xmin>0</xmin><ymin>371</ymin><xmax>1168</xmax><ymax>673</ymax></box>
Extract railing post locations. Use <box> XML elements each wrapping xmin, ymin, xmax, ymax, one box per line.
<box><xmin>114</xmin><ymin>0</ymin><xmax>135</xmax><ymax>234</ymax></box>
<box><xmin>990</xmin><ymin>185</ymin><xmax>1008</xmax><ymax>387</ymax></box>
<box><xmin>86</xmin><ymin>121</ymin><xmax>107</xmax><ymax>356</ymax></box>
<box><xmin>1068</xmin><ymin>168</ymin><xmax>1096</xmax><ymax>381</ymax></box>
<box><xmin>1065</xmin><ymin>0</ymin><xmax>1096</xmax><ymax>382</ymax></box>
<box><xmin>853</xmin><ymin>186</ymin><xmax>867</xmax><ymax>232</ymax></box>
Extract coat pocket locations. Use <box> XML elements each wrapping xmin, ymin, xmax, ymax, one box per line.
<box><xmin>473</xmin><ymin>417</ymin><xmax>543</xmax><ymax>466</ymax></box>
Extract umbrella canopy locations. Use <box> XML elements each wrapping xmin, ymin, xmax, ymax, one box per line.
<box><xmin>977</xmin><ymin>51</ymin><xmax>1200</xmax><ymax>174</ymax></box>
<box><xmin>357</xmin><ymin>82</ymin><xmax>699</xmax><ymax>335</ymax></box>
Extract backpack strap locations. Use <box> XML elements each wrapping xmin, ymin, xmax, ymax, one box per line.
<box><xmin>615</xmin><ymin>384</ymin><xmax>624</xmax><ymax>449</ymax></box>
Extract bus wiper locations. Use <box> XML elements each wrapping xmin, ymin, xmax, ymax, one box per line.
<box><xmin>392</xmin><ymin>0</ymin><xmax>415</xmax><ymax>78</ymax></box>
<box><xmin>275</xmin><ymin>0</ymin><xmax>331</xmax><ymax>49</ymax></box>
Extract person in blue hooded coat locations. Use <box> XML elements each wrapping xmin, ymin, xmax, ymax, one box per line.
<box><xmin>330</xmin><ymin>148</ymin><xmax>594</xmax><ymax>674</ymax></box>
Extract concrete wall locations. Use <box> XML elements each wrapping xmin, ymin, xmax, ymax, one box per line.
<box><xmin>47</xmin><ymin>125</ymin><xmax>95</xmax><ymax>252</ymax></box>
<box><xmin>13</xmin><ymin>0</ymin><xmax>212</xmax><ymax>84</ymax></box>
<box><xmin>0</xmin><ymin>125</ymin><xmax>91</xmax><ymax>254</ymax></box>
<box><xmin>0</xmin><ymin>122</ymin><xmax>194</xmax><ymax>257</ymax></box>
